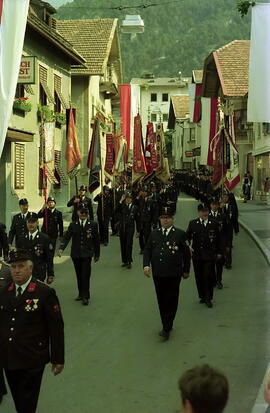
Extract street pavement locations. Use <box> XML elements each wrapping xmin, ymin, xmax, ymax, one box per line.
<box><xmin>2</xmin><ymin>195</ymin><xmax>270</xmax><ymax>413</ymax></box>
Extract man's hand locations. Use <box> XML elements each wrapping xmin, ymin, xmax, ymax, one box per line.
<box><xmin>57</xmin><ymin>249</ymin><xmax>63</xmax><ymax>257</ymax></box>
<box><xmin>216</xmin><ymin>254</ymin><xmax>223</xmax><ymax>260</ymax></box>
<box><xmin>51</xmin><ymin>364</ymin><xmax>64</xmax><ymax>376</ymax></box>
<box><xmin>182</xmin><ymin>272</ymin><xmax>190</xmax><ymax>279</ymax></box>
<box><xmin>94</xmin><ymin>256</ymin><xmax>99</xmax><ymax>262</ymax></box>
<box><xmin>144</xmin><ymin>266</ymin><xmax>151</xmax><ymax>277</ymax></box>
<box><xmin>46</xmin><ymin>276</ymin><xmax>54</xmax><ymax>284</ymax></box>
<box><xmin>135</xmin><ymin>232</ymin><xmax>140</xmax><ymax>238</ymax></box>
<box><xmin>74</xmin><ymin>197</ymin><xmax>80</xmax><ymax>203</ymax></box>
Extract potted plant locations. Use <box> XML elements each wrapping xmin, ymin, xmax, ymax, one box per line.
<box><xmin>13</xmin><ymin>97</ymin><xmax>32</xmax><ymax>113</ymax></box>
<box><xmin>55</xmin><ymin>112</ymin><xmax>66</xmax><ymax>126</ymax></box>
<box><xmin>37</xmin><ymin>105</ymin><xmax>55</xmax><ymax>122</ymax></box>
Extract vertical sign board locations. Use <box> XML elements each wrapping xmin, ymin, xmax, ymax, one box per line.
<box><xmin>17</xmin><ymin>56</ymin><xmax>36</xmax><ymax>84</ymax></box>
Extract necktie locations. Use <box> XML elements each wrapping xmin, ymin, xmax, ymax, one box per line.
<box><xmin>17</xmin><ymin>286</ymin><xmax>22</xmax><ymax>297</ymax></box>
<box><xmin>29</xmin><ymin>234</ymin><xmax>33</xmax><ymax>242</ymax></box>
<box><xmin>81</xmin><ymin>220</ymin><xmax>84</xmax><ymax>229</ymax></box>
<box><xmin>163</xmin><ymin>229</ymin><xmax>167</xmax><ymax>237</ymax></box>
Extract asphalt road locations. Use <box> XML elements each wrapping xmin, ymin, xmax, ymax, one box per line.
<box><xmin>3</xmin><ymin>196</ymin><xmax>270</xmax><ymax>413</ymax></box>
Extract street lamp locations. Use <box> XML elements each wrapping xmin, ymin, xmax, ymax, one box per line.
<box><xmin>120</xmin><ymin>15</ymin><xmax>145</xmax><ymax>34</ymax></box>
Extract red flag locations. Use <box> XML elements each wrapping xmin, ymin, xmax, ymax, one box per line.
<box><xmin>193</xmin><ymin>84</ymin><xmax>202</xmax><ymax>123</ymax></box>
<box><xmin>207</xmin><ymin>98</ymin><xmax>218</xmax><ymax>166</ymax></box>
<box><xmin>120</xmin><ymin>85</ymin><xmax>131</xmax><ymax>149</ymax></box>
<box><xmin>104</xmin><ymin>126</ymin><xmax>115</xmax><ymax>182</ymax></box>
<box><xmin>224</xmin><ymin>115</ymin><xmax>240</xmax><ymax>190</ymax></box>
<box><xmin>87</xmin><ymin>118</ymin><xmax>101</xmax><ymax>192</ymax></box>
<box><xmin>212</xmin><ymin>129</ymin><xmax>227</xmax><ymax>188</ymax></box>
<box><xmin>132</xmin><ymin>114</ymin><xmax>146</xmax><ymax>183</ymax></box>
<box><xmin>65</xmin><ymin>109</ymin><xmax>81</xmax><ymax>173</ymax></box>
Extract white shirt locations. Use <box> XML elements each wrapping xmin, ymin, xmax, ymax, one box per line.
<box><xmin>28</xmin><ymin>230</ymin><xmax>38</xmax><ymax>240</ymax></box>
<box><xmin>200</xmin><ymin>219</ymin><xmax>208</xmax><ymax>227</ymax></box>
<box><xmin>80</xmin><ymin>219</ymin><xmax>87</xmax><ymax>227</ymax></box>
<box><xmin>211</xmin><ymin>211</ymin><xmax>218</xmax><ymax>217</ymax></box>
<box><xmin>21</xmin><ymin>213</ymin><xmax>27</xmax><ymax>219</ymax></box>
<box><xmin>162</xmin><ymin>226</ymin><xmax>172</xmax><ymax>235</ymax></box>
<box><xmin>16</xmin><ymin>277</ymin><xmax>32</xmax><ymax>296</ymax></box>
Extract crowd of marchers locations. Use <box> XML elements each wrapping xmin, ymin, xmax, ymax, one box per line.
<box><xmin>0</xmin><ymin>170</ymin><xmax>241</xmax><ymax>412</ymax></box>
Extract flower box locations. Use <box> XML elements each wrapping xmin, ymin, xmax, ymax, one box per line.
<box><xmin>13</xmin><ymin>98</ymin><xmax>32</xmax><ymax>113</ymax></box>
<box><xmin>37</xmin><ymin>105</ymin><xmax>55</xmax><ymax>122</ymax></box>
<box><xmin>55</xmin><ymin>112</ymin><xmax>66</xmax><ymax>126</ymax></box>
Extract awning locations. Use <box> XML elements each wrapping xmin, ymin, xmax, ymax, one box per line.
<box><xmin>6</xmin><ymin>128</ymin><xmax>34</xmax><ymax>142</ymax></box>
<box><xmin>40</xmin><ymin>79</ymin><xmax>55</xmax><ymax>104</ymax></box>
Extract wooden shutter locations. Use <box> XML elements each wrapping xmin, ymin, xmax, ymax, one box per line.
<box><xmin>54</xmin><ymin>150</ymin><xmax>68</xmax><ymax>184</ymax></box>
<box><xmin>54</xmin><ymin>75</ymin><xmax>68</xmax><ymax>109</ymax></box>
<box><xmin>39</xmin><ymin>65</ymin><xmax>54</xmax><ymax>103</ymax></box>
<box><xmin>14</xmin><ymin>143</ymin><xmax>25</xmax><ymax>189</ymax></box>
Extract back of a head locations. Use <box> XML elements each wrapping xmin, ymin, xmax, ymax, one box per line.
<box><xmin>178</xmin><ymin>364</ymin><xmax>229</xmax><ymax>413</ymax></box>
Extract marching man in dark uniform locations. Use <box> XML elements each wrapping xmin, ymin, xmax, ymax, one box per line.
<box><xmin>209</xmin><ymin>199</ymin><xmax>225</xmax><ymax>289</ymax></box>
<box><xmin>136</xmin><ymin>186</ymin><xmax>158</xmax><ymax>254</ymax></box>
<box><xmin>0</xmin><ymin>223</ymin><xmax>9</xmax><ymax>261</ymax></box>
<box><xmin>158</xmin><ymin>178</ymin><xmax>178</xmax><ymax>215</ymax></box>
<box><xmin>143</xmin><ymin>207</ymin><xmax>191</xmax><ymax>341</ymax></box>
<box><xmin>94</xmin><ymin>186</ymin><xmax>113</xmax><ymax>246</ymax></box>
<box><xmin>220</xmin><ymin>193</ymin><xmax>239</xmax><ymax>269</ymax></box>
<box><xmin>116</xmin><ymin>191</ymin><xmax>139</xmax><ymax>269</ymax></box>
<box><xmin>58</xmin><ymin>205</ymin><xmax>100</xmax><ymax>306</ymax></box>
<box><xmin>0</xmin><ymin>249</ymin><xmax>64</xmax><ymax>413</ymax></box>
<box><xmin>186</xmin><ymin>204</ymin><xmax>222</xmax><ymax>308</ymax></box>
<box><xmin>37</xmin><ymin>196</ymin><xmax>64</xmax><ymax>256</ymax></box>
<box><xmin>17</xmin><ymin>213</ymin><xmax>54</xmax><ymax>284</ymax></box>
<box><xmin>0</xmin><ymin>257</ymin><xmax>11</xmax><ymax>405</ymax></box>
<box><xmin>67</xmin><ymin>185</ymin><xmax>94</xmax><ymax>221</ymax></box>
<box><xmin>8</xmin><ymin>198</ymin><xmax>30</xmax><ymax>247</ymax></box>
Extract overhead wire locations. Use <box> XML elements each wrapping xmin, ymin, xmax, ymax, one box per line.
<box><xmin>57</xmin><ymin>0</ymin><xmax>183</xmax><ymax>11</ymax></box>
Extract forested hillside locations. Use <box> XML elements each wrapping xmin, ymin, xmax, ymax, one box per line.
<box><xmin>55</xmin><ymin>0</ymin><xmax>250</xmax><ymax>81</ymax></box>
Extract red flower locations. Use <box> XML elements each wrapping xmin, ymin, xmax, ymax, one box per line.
<box><xmin>19</xmin><ymin>97</ymin><xmax>28</xmax><ymax>101</ymax></box>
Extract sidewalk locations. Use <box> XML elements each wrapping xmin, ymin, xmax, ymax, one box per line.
<box><xmin>238</xmin><ymin>199</ymin><xmax>270</xmax><ymax>266</ymax></box>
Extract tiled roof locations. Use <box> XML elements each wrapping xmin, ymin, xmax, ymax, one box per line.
<box><xmin>171</xmin><ymin>95</ymin><xmax>189</xmax><ymax>118</ymax></box>
<box><xmin>192</xmin><ymin>70</ymin><xmax>203</xmax><ymax>84</ymax></box>
<box><xmin>131</xmin><ymin>77</ymin><xmax>190</xmax><ymax>87</ymax></box>
<box><xmin>213</xmin><ymin>40</ymin><xmax>250</xmax><ymax>97</ymax></box>
<box><xmin>27</xmin><ymin>13</ymin><xmax>85</xmax><ymax>64</ymax></box>
<box><xmin>57</xmin><ymin>19</ymin><xmax>118</xmax><ymax>75</ymax></box>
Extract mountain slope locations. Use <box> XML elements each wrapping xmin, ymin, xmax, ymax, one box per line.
<box><xmin>56</xmin><ymin>0</ymin><xmax>250</xmax><ymax>81</ymax></box>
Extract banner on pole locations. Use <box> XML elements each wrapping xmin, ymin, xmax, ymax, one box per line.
<box><xmin>87</xmin><ymin>118</ymin><xmax>101</xmax><ymax>193</ymax></box>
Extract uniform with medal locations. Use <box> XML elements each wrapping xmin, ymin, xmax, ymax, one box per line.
<box><xmin>143</xmin><ymin>206</ymin><xmax>191</xmax><ymax>340</ymax></box>
<box><xmin>0</xmin><ymin>249</ymin><xmax>64</xmax><ymax>413</ymax></box>
<box><xmin>8</xmin><ymin>198</ymin><xmax>30</xmax><ymax>247</ymax></box>
<box><xmin>186</xmin><ymin>204</ymin><xmax>222</xmax><ymax>308</ymax></box>
<box><xmin>58</xmin><ymin>205</ymin><xmax>100</xmax><ymax>305</ymax></box>
<box><xmin>0</xmin><ymin>259</ymin><xmax>10</xmax><ymax>404</ymax></box>
<box><xmin>16</xmin><ymin>213</ymin><xmax>54</xmax><ymax>283</ymax></box>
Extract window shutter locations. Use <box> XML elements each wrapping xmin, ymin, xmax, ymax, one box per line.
<box><xmin>14</xmin><ymin>144</ymin><xmax>25</xmax><ymax>189</ymax></box>
<box><xmin>45</xmin><ymin>165</ymin><xmax>59</xmax><ymax>184</ymax></box>
<box><xmin>54</xmin><ymin>150</ymin><xmax>68</xmax><ymax>184</ymax></box>
<box><xmin>39</xmin><ymin>65</ymin><xmax>54</xmax><ymax>104</ymax></box>
<box><xmin>54</xmin><ymin>75</ymin><xmax>68</xmax><ymax>109</ymax></box>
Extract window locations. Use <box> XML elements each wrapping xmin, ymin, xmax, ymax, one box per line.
<box><xmin>190</xmin><ymin>128</ymin><xmax>195</xmax><ymax>141</ymax></box>
<box><xmin>162</xmin><ymin>113</ymin><xmax>168</xmax><ymax>122</ymax></box>
<box><xmin>54</xmin><ymin>74</ymin><xmax>68</xmax><ymax>112</ymax></box>
<box><xmin>151</xmin><ymin>113</ymin><xmax>157</xmax><ymax>122</ymax></box>
<box><xmin>15</xmin><ymin>84</ymin><xmax>25</xmax><ymax>98</ymax></box>
<box><xmin>151</xmin><ymin>93</ymin><xmax>157</xmax><ymax>102</ymax></box>
<box><xmin>54</xmin><ymin>150</ymin><xmax>68</xmax><ymax>188</ymax></box>
<box><xmin>263</xmin><ymin>123</ymin><xmax>270</xmax><ymax>135</ymax></box>
<box><xmin>14</xmin><ymin>143</ymin><xmax>25</xmax><ymax>189</ymax></box>
<box><xmin>39</xmin><ymin>65</ymin><xmax>54</xmax><ymax>106</ymax></box>
<box><xmin>162</xmin><ymin>93</ymin><xmax>168</xmax><ymax>102</ymax></box>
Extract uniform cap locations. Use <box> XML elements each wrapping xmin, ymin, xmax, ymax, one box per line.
<box><xmin>79</xmin><ymin>185</ymin><xmax>87</xmax><ymax>191</ymax></box>
<box><xmin>197</xmin><ymin>203</ymin><xmax>209</xmax><ymax>212</ymax></box>
<box><xmin>8</xmin><ymin>249</ymin><xmax>31</xmax><ymax>263</ymax></box>
<box><xmin>26</xmin><ymin>212</ymin><xmax>39</xmax><ymax>222</ymax></box>
<box><xmin>159</xmin><ymin>206</ymin><xmax>174</xmax><ymax>217</ymax></box>
<box><xmin>78</xmin><ymin>204</ymin><xmax>88</xmax><ymax>214</ymax></box>
<box><xmin>125</xmin><ymin>191</ymin><xmax>132</xmax><ymax>198</ymax></box>
<box><xmin>19</xmin><ymin>198</ymin><xmax>28</xmax><ymax>205</ymax></box>
<box><xmin>47</xmin><ymin>196</ymin><xmax>56</xmax><ymax>203</ymax></box>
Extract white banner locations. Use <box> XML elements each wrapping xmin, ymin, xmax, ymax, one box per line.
<box><xmin>247</xmin><ymin>3</ymin><xmax>270</xmax><ymax>122</ymax></box>
<box><xmin>130</xmin><ymin>84</ymin><xmax>140</xmax><ymax>150</ymax></box>
<box><xmin>200</xmin><ymin>97</ymin><xmax>211</xmax><ymax>165</ymax></box>
<box><xmin>0</xmin><ymin>0</ymin><xmax>30</xmax><ymax>159</ymax></box>
<box><xmin>44</xmin><ymin>122</ymin><xmax>55</xmax><ymax>163</ymax></box>
<box><xmin>188</xmin><ymin>83</ymin><xmax>196</xmax><ymax>123</ymax></box>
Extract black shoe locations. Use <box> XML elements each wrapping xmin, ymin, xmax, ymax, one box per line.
<box><xmin>140</xmin><ymin>249</ymin><xmax>144</xmax><ymax>255</ymax></box>
<box><xmin>225</xmin><ymin>265</ymin><xmax>232</xmax><ymax>270</ymax></box>
<box><xmin>0</xmin><ymin>394</ymin><xmax>3</xmax><ymax>404</ymax></box>
<box><xmin>75</xmin><ymin>296</ymin><xmax>82</xmax><ymax>301</ymax></box>
<box><xmin>82</xmin><ymin>298</ymin><xmax>89</xmax><ymax>306</ymax></box>
<box><xmin>121</xmin><ymin>263</ymin><xmax>127</xmax><ymax>267</ymax></box>
<box><xmin>103</xmin><ymin>242</ymin><xmax>108</xmax><ymax>246</ymax></box>
<box><xmin>158</xmin><ymin>330</ymin><xmax>170</xmax><ymax>340</ymax></box>
<box><xmin>205</xmin><ymin>301</ymin><xmax>213</xmax><ymax>308</ymax></box>
<box><xmin>199</xmin><ymin>299</ymin><xmax>205</xmax><ymax>304</ymax></box>
<box><xmin>111</xmin><ymin>232</ymin><xmax>116</xmax><ymax>236</ymax></box>
<box><xmin>126</xmin><ymin>263</ymin><xmax>132</xmax><ymax>269</ymax></box>
<box><xmin>217</xmin><ymin>281</ymin><xmax>223</xmax><ymax>289</ymax></box>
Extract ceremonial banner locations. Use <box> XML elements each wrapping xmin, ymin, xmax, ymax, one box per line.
<box><xmin>224</xmin><ymin>116</ymin><xmax>240</xmax><ymax>190</ymax></box>
<box><xmin>132</xmin><ymin>114</ymin><xmax>146</xmax><ymax>183</ymax></box>
<box><xmin>87</xmin><ymin>118</ymin><xmax>101</xmax><ymax>192</ymax></box>
<box><xmin>200</xmin><ymin>97</ymin><xmax>218</xmax><ymax>166</ymax></box>
<box><xmin>65</xmin><ymin>109</ymin><xmax>81</xmax><ymax>174</ymax></box>
<box><xmin>114</xmin><ymin>134</ymin><xmax>126</xmax><ymax>175</ymax></box>
<box><xmin>130</xmin><ymin>84</ymin><xmax>140</xmax><ymax>148</ymax></box>
<box><xmin>248</xmin><ymin>3</ymin><xmax>270</xmax><ymax>122</ymax></box>
<box><xmin>44</xmin><ymin>122</ymin><xmax>55</xmax><ymax>163</ymax></box>
<box><xmin>155</xmin><ymin>123</ymin><xmax>170</xmax><ymax>183</ymax></box>
<box><xmin>120</xmin><ymin>84</ymin><xmax>131</xmax><ymax>149</ymax></box>
<box><xmin>188</xmin><ymin>83</ymin><xmax>196</xmax><ymax>122</ymax></box>
<box><xmin>104</xmin><ymin>130</ymin><xmax>114</xmax><ymax>182</ymax></box>
<box><xmin>0</xmin><ymin>0</ymin><xmax>30</xmax><ymax>159</ymax></box>
<box><xmin>211</xmin><ymin>129</ymin><xmax>227</xmax><ymax>188</ymax></box>
<box><xmin>193</xmin><ymin>84</ymin><xmax>202</xmax><ymax>123</ymax></box>
<box><xmin>145</xmin><ymin>122</ymin><xmax>157</xmax><ymax>178</ymax></box>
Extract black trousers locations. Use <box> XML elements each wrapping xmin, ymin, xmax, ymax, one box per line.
<box><xmin>49</xmin><ymin>237</ymin><xmax>57</xmax><ymax>257</ymax></box>
<box><xmin>213</xmin><ymin>256</ymin><xmax>224</xmax><ymax>283</ymax></box>
<box><xmin>225</xmin><ymin>247</ymin><xmax>232</xmax><ymax>267</ymax></box>
<box><xmin>139</xmin><ymin>222</ymin><xmax>152</xmax><ymax>251</ymax></box>
<box><xmin>0</xmin><ymin>368</ymin><xmax>7</xmax><ymax>396</ymax></box>
<box><xmin>119</xmin><ymin>229</ymin><xmax>134</xmax><ymax>264</ymax></box>
<box><xmin>153</xmin><ymin>276</ymin><xmax>181</xmax><ymax>332</ymax></box>
<box><xmin>5</xmin><ymin>365</ymin><xmax>45</xmax><ymax>413</ymax></box>
<box><xmin>192</xmin><ymin>259</ymin><xmax>214</xmax><ymax>302</ymax></box>
<box><xmin>98</xmin><ymin>216</ymin><xmax>110</xmax><ymax>244</ymax></box>
<box><xmin>72</xmin><ymin>257</ymin><xmax>92</xmax><ymax>299</ymax></box>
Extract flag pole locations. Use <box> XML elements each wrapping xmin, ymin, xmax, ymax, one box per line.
<box><xmin>100</xmin><ymin>122</ymin><xmax>105</xmax><ymax>221</ymax></box>
<box><xmin>40</xmin><ymin>116</ymin><xmax>48</xmax><ymax>234</ymax></box>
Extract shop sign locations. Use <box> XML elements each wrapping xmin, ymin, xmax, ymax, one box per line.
<box><xmin>18</xmin><ymin>56</ymin><xmax>36</xmax><ymax>84</ymax></box>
